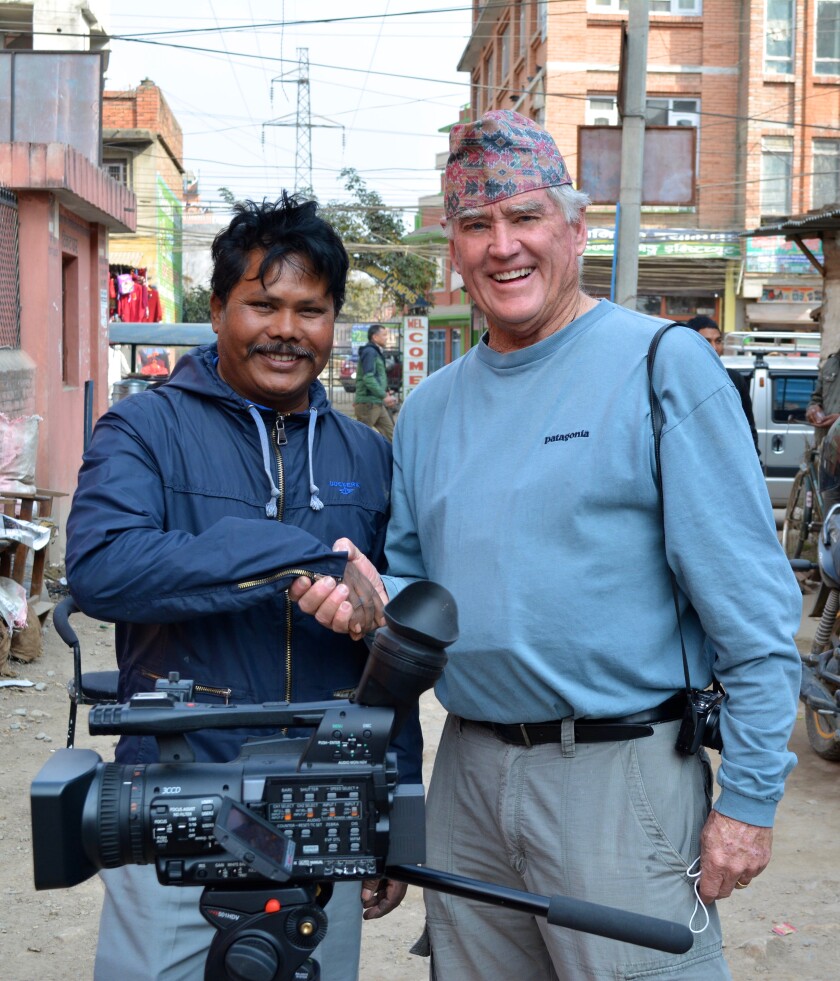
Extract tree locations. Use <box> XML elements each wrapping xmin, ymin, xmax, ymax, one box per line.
<box><xmin>341</xmin><ymin>272</ymin><xmax>386</xmax><ymax>323</ymax></box>
<box><xmin>182</xmin><ymin>285</ymin><xmax>212</xmax><ymax>323</ymax></box>
<box><xmin>324</xmin><ymin>169</ymin><xmax>435</xmax><ymax>313</ymax></box>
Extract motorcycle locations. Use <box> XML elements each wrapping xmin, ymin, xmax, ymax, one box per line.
<box><xmin>792</xmin><ymin>500</ymin><xmax>840</xmax><ymax>761</ymax></box>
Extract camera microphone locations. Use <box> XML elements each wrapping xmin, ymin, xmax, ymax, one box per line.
<box><xmin>354</xmin><ymin>580</ymin><xmax>458</xmax><ymax>735</ymax></box>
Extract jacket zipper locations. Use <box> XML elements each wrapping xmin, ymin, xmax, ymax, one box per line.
<box><xmin>139</xmin><ymin>668</ymin><xmax>232</xmax><ymax>704</ymax></box>
<box><xmin>276</xmin><ymin>411</ymin><xmax>293</xmax><ymax>712</ymax></box>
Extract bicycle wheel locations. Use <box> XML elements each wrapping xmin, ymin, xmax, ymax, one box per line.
<box><xmin>782</xmin><ymin>468</ymin><xmax>810</xmax><ymax>559</ymax></box>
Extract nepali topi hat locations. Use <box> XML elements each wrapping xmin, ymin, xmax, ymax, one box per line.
<box><xmin>444</xmin><ymin>110</ymin><xmax>573</xmax><ymax>220</ymax></box>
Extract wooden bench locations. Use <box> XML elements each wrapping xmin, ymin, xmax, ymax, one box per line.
<box><xmin>0</xmin><ymin>488</ymin><xmax>67</xmax><ymax>620</ymax></box>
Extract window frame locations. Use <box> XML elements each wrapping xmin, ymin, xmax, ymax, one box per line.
<box><xmin>588</xmin><ymin>0</ymin><xmax>702</xmax><ymax>13</ymax></box>
<box><xmin>765</xmin><ymin>0</ymin><xmax>795</xmax><ymax>75</ymax></box>
<box><xmin>760</xmin><ymin>136</ymin><xmax>794</xmax><ymax>216</ymax></box>
<box><xmin>812</xmin><ymin>138</ymin><xmax>840</xmax><ymax>210</ymax></box>
<box><xmin>816</xmin><ymin>0</ymin><xmax>840</xmax><ymax>76</ymax></box>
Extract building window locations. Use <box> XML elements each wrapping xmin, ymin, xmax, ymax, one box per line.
<box><xmin>434</xmin><ymin>256</ymin><xmax>445</xmax><ymax>291</ymax></box>
<box><xmin>538</xmin><ymin>0</ymin><xmax>548</xmax><ymax>39</ymax></box>
<box><xmin>62</xmin><ymin>255</ymin><xmax>80</xmax><ymax>386</ymax></box>
<box><xmin>586</xmin><ymin>96</ymin><xmax>699</xmax><ymax>129</ymax></box>
<box><xmin>645</xmin><ymin>98</ymin><xmax>700</xmax><ymax>127</ymax></box>
<box><xmin>761</xmin><ymin>136</ymin><xmax>793</xmax><ymax>215</ymax></box>
<box><xmin>813</xmin><ymin>139</ymin><xmax>840</xmax><ymax>209</ymax></box>
<box><xmin>500</xmin><ymin>22</ymin><xmax>510</xmax><ymax>82</ymax></box>
<box><xmin>105</xmin><ymin>160</ymin><xmax>128</xmax><ymax>185</ymax></box>
<box><xmin>519</xmin><ymin>1</ymin><xmax>528</xmax><ymax>56</ymax></box>
<box><xmin>484</xmin><ymin>50</ymin><xmax>495</xmax><ymax>103</ymax></box>
<box><xmin>766</xmin><ymin>0</ymin><xmax>794</xmax><ymax>74</ymax></box>
<box><xmin>588</xmin><ymin>0</ymin><xmax>702</xmax><ymax>12</ymax></box>
<box><xmin>816</xmin><ymin>1</ymin><xmax>840</xmax><ymax>75</ymax></box>
<box><xmin>586</xmin><ymin>97</ymin><xmax>620</xmax><ymax>126</ymax></box>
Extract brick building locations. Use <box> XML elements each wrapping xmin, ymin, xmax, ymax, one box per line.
<box><xmin>103</xmin><ymin>79</ymin><xmax>185</xmax><ymax>321</ymax></box>
<box><xmin>454</xmin><ymin>0</ymin><xmax>839</xmax><ymax>334</ymax></box>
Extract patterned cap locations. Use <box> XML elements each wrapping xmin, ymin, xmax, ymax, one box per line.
<box><xmin>444</xmin><ymin>110</ymin><xmax>573</xmax><ymax>219</ymax></box>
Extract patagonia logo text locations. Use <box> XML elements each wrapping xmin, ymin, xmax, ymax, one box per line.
<box><xmin>544</xmin><ymin>430</ymin><xmax>590</xmax><ymax>445</ymax></box>
<box><xmin>329</xmin><ymin>481</ymin><xmax>360</xmax><ymax>496</ymax></box>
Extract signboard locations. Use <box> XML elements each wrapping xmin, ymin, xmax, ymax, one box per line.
<box><xmin>350</xmin><ymin>324</ymin><xmax>369</xmax><ymax>354</ymax></box>
<box><xmin>402</xmin><ymin>315</ymin><xmax>429</xmax><ymax>398</ymax></box>
<box><xmin>761</xmin><ymin>286</ymin><xmax>822</xmax><ymax>303</ymax></box>
<box><xmin>364</xmin><ymin>264</ymin><xmax>428</xmax><ymax>309</ymax></box>
<box><xmin>578</xmin><ymin>126</ymin><xmax>697</xmax><ymax>206</ymax></box>
<box><xmin>745</xmin><ymin>236</ymin><xmax>823</xmax><ymax>274</ymax></box>
<box><xmin>585</xmin><ymin>227</ymin><xmax>741</xmax><ymax>259</ymax></box>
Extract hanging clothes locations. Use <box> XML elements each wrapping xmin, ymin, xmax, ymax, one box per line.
<box><xmin>144</xmin><ymin>286</ymin><xmax>163</xmax><ymax>323</ymax></box>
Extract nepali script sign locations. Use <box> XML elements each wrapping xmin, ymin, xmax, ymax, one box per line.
<box><xmin>402</xmin><ymin>316</ymin><xmax>429</xmax><ymax>399</ymax></box>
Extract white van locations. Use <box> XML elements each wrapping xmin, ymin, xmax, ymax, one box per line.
<box><xmin>722</xmin><ymin>332</ymin><xmax>819</xmax><ymax>507</ymax></box>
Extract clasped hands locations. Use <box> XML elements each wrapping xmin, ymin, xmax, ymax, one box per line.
<box><xmin>288</xmin><ymin>537</ymin><xmax>387</xmax><ymax>640</ymax></box>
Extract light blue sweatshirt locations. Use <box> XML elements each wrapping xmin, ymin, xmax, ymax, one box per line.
<box><xmin>383</xmin><ymin>300</ymin><xmax>801</xmax><ymax>826</ymax></box>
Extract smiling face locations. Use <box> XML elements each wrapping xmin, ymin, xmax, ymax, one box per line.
<box><xmin>211</xmin><ymin>250</ymin><xmax>335</xmax><ymax>413</ymax></box>
<box><xmin>448</xmin><ymin>188</ymin><xmax>591</xmax><ymax>353</ymax></box>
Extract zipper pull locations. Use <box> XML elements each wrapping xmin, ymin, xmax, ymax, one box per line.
<box><xmin>274</xmin><ymin>413</ymin><xmax>288</xmax><ymax>447</ymax></box>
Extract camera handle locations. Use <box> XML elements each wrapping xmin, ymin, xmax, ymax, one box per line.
<box><xmin>199</xmin><ymin>865</ymin><xmax>692</xmax><ymax>981</ymax></box>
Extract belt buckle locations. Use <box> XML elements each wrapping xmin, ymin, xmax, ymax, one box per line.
<box><xmin>519</xmin><ymin>723</ymin><xmax>532</xmax><ymax>748</ymax></box>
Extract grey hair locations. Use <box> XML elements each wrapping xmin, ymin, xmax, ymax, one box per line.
<box><xmin>442</xmin><ymin>183</ymin><xmax>591</xmax><ymax>239</ymax></box>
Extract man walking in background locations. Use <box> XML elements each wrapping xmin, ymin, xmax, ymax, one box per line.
<box><xmin>354</xmin><ymin>323</ymin><xmax>397</xmax><ymax>441</ymax></box>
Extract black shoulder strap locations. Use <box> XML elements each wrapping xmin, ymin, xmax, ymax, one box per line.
<box><xmin>647</xmin><ymin>323</ymin><xmax>693</xmax><ymax>694</ymax></box>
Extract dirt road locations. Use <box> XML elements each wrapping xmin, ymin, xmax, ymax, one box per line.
<box><xmin>1</xmin><ymin>596</ymin><xmax>839</xmax><ymax>981</ymax></box>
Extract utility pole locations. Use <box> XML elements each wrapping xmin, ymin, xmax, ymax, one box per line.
<box><xmin>613</xmin><ymin>1</ymin><xmax>650</xmax><ymax>310</ymax></box>
<box><xmin>263</xmin><ymin>48</ymin><xmax>344</xmax><ymax>196</ymax></box>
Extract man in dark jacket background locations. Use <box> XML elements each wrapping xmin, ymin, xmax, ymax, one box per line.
<box><xmin>686</xmin><ymin>315</ymin><xmax>762</xmax><ymax>459</ymax></box>
<box><xmin>353</xmin><ymin>323</ymin><xmax>397</xmax><ymax>441</ymax></box>
<box><xmin>66</xmin><ymin>194</ymin><xmax>418</xmax><ymax>981</ymax></box>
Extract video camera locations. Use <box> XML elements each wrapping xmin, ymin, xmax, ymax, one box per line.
<box><xmin>31</xmin><ymin>581</ymin><xmax>693</xmax><ymax>981</ymax></box>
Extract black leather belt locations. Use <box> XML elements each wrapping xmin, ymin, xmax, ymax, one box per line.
<box><xmin>465</xmin><ymin>692</ymin><xmax>687</xmax><ymax>747</ymax></box>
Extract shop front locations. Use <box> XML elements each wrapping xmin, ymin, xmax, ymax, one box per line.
<box><xmin>582</xmin><ymin>227</ymin><xmax>742</xmax><ymax>326</ymax></box>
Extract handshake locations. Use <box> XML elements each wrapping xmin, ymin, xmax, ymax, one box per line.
<box><xmin>289</xmin><ymin>537</ymin><xmax>388</xmax><ymax>640</ymax></box>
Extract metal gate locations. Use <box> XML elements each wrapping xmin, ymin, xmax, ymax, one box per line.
<box><xmin>0</xmin><ymin>186</ymin><xmax>21</xmax><ymax>349</ymax></box>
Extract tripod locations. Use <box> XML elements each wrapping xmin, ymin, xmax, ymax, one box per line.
<box><xmin>200</xmin><ymin>864</ymin><xmax>693</xmax><ymax>981</ymax></box>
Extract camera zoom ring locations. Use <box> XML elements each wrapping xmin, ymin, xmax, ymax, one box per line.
<box><xmin>97</xmin><ymin>764</ymin><xmax>124</xmax><ymax>868</ymax></box>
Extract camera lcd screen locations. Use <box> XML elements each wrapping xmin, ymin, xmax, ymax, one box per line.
<box><xmin>215</xmin><ymin>798</ymin><xmax>295</xmax><ymax>881</ymax></box>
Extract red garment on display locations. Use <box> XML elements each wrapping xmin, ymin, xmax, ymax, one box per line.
<box><xmin>144</xmin><ymin>287</ymin><xmax>163</xmax><ymax>323</ymax></box>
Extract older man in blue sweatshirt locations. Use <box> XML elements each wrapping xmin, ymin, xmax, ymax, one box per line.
<box><xmin>292</xmin><ymin>111</ymin><xmax>802</xmax><ymax>979</ymax></box>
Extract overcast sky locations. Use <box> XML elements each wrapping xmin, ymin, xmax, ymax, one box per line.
<box><xmin>106</xmin><ymin>1</ymin><xmax>472</xmax><ymax>222</ymax></box>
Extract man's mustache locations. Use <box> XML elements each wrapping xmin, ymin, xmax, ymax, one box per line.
<box><xmin>248</xmin><ymin>342</ymin><xmax>315</xmax><ymax>361</ymax></box>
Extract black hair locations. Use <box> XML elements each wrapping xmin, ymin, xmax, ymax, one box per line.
<box><xmin>210</xmin><ymin>192</ymin><xmax>349</xmax><ymax>314</ymax></box>
<box><xmin>685</xmin><ymin>315</ymin><xmax>719</xmax><ymax>331</ymax></box>
<box><xmin>368</xmin><ymin>323</ymin><xmax>385</xmax><ymax>341</ymax></box>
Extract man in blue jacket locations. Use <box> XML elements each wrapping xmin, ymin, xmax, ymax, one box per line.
<box><xmin>66</xmin><ymin>193</ymin><xmax>418</xmax><ymax>981</ymax></box>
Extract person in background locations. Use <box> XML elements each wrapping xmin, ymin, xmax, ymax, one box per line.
<box><xmin>685</xmin><ymin>315</ymin><xmax>761</xmax><ymax>458</ymax></box>
<box><xmin>354</xmin><ymin>323</ymin><xmax>397</xmax><ymax>441</ymax></box>
<box><xmin>805</xmin><ymin>346</ymin><xmax>840</xmax><ymax>445</ymax></box>
<box><xmin>66</xmin><ymin>193</ymin><xmax>418</xmax><ymax>981</ymax></box>
<box><xmin>291</xmin><ymin>110</ymin><xmax>801</xmax><ymax>980</ymax></box>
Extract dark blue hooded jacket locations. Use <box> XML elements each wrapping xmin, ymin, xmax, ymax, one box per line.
<box><xmin>66</xmin><ymin>343</ymin><xmax>421</xmax><ymax>780</ymax></box>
